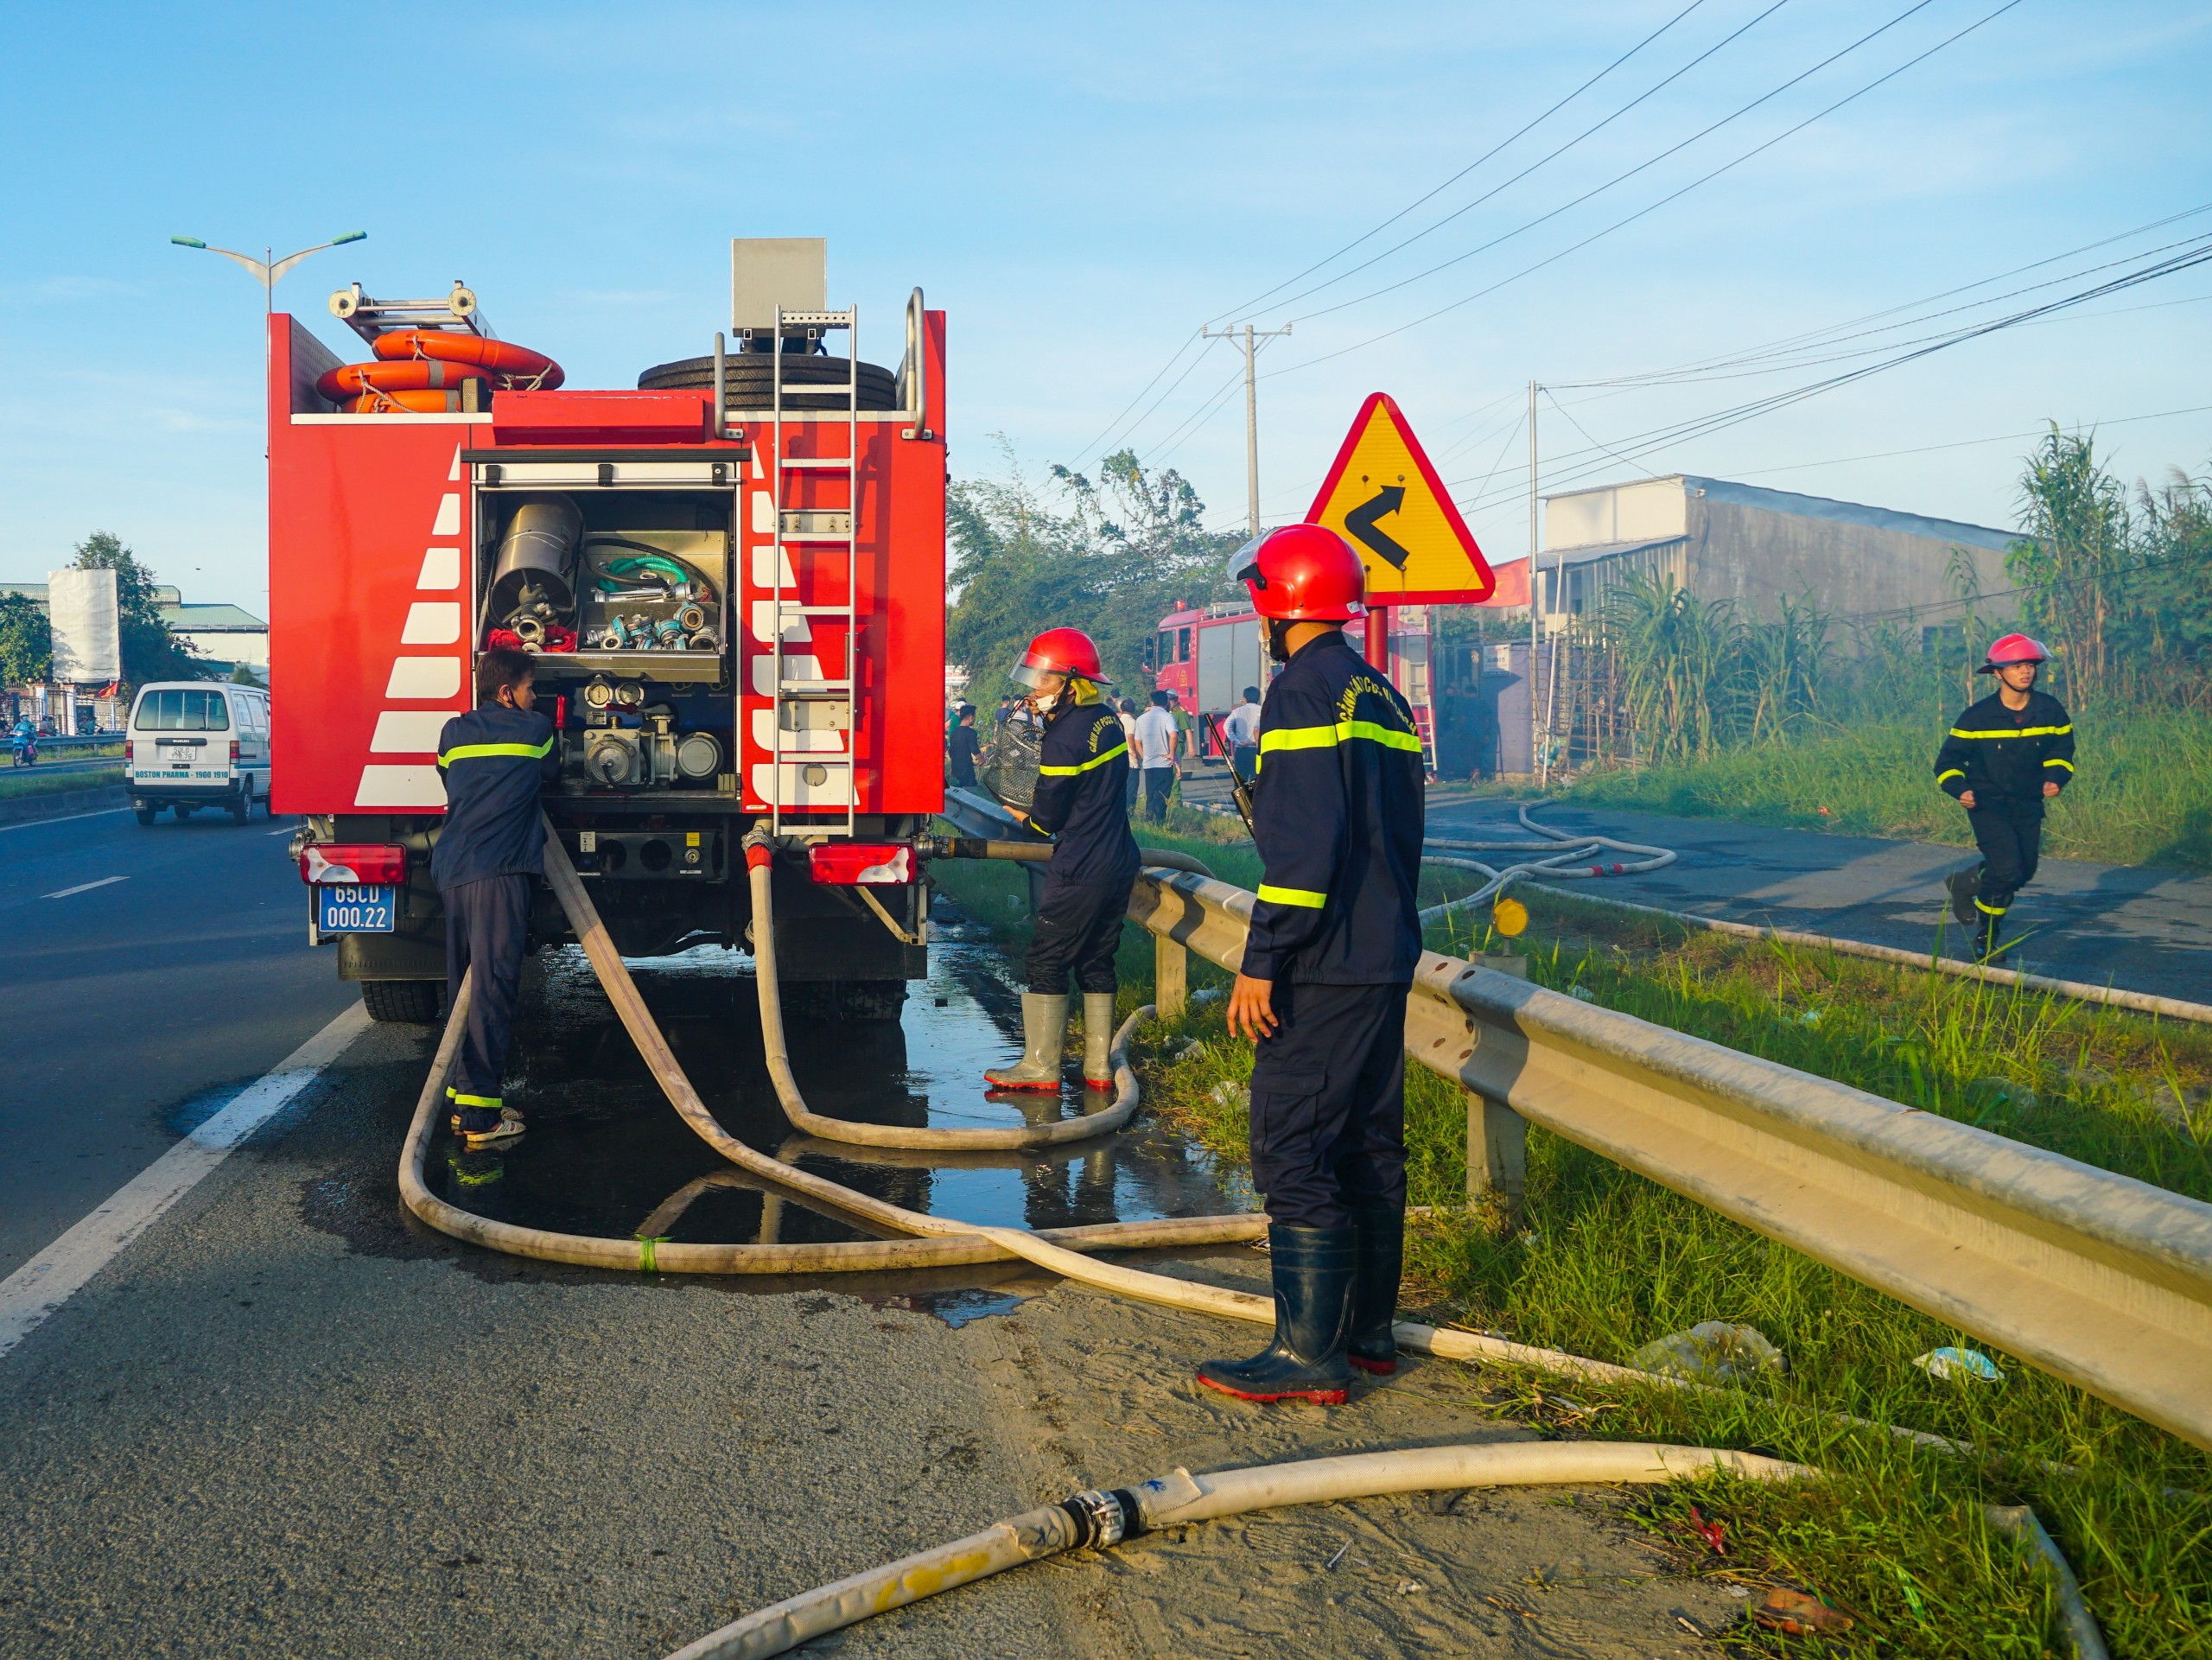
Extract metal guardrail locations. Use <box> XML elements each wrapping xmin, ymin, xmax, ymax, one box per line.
<box><xmin>935</xmin><ymin>786</ymin><xmax>2212</xmax><ymax>1451</ymax></box>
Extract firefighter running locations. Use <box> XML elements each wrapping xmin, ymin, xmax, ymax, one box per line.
<box><xmin>1935</xmin><ymin>633</ymin><xmax>2075</xmax><ymax>959</ymax></box>
<box><xmin>985</xmin><ymin>627</ymin><xmax>1139</xmax><ymax>1095</ymax></box>
<box><xmin>1204</xmin><ymin>525</ymin><xmax>1425</xmax><ymax>1406</ymax></box>
<box><xmin>433</xmin><ymin>646</ymin><xmax>561</xmax><ymax>1149</ymax></box>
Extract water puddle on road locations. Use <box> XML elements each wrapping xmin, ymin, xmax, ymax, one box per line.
<box><xmin>427</xmin><ymin>903</ymin><xmax>1251</xmax><ymax>1317</ymax></box>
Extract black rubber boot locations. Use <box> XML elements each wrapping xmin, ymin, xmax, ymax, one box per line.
<box><xmin>1346</xmin><ymin>1205</ymin><xmax>1405</xmax><ymax>1376</ymax></box>
<box><xmin>1196</xmin><ymin>1225</ymin><xmax>1356</xmax><ymax>1404</ymax></box>
<box><xmin>1946</xmin><ymin>864</ymin><xmax>1983</xmax><ymax>928</ymax></box>
<box><xmin>1976</xmin><ymin>909</ymin><xmax>2004</xmax><ymax>961</ymax></box>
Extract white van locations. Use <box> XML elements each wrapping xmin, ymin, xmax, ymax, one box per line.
<box><xmin>126</xmin><ymin>682</ymin><xmax>272</xmax><ymax>824</ymax></box>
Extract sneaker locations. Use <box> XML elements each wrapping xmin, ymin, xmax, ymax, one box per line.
<box><xmin>450</xmin><ymin>1106</ymin><xmax>524</xmax><ymax>1135</ymax></box>
<box><xmin>462</xmin><ymin>1116</ymin><xmax>526</xmax><ymax>1150</ymax></box>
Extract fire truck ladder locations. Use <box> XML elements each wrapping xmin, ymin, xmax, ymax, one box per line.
<box><xmin>767</xmin><ymin>304</ymin><xmax>860</xmax><ymax>836</ymax></box>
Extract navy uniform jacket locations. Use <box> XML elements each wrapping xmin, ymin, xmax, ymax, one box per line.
<box><xmin>1026</xmin><ymin>696</ymin><xmax>1138</xmax><ymax>887</ymax></box>
<box><xmin>1934</xmin><ymin>689</ymin><xmax>2075</xmax><ymax>811</ymax></box>
<box><xmin>1242</xmin><ymin>632</ymin><xmax>1424</xmax><ymax>984</ymax></box>
<box><xmin>432</xmin><ymin>705</ymin><xmax>559</xmax><ymax>890</ymax></box>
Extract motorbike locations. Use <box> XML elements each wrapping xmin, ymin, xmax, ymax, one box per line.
<box><xmin>10</xmin><ymin>732</ymin><xmax>36</xmax><ymax>767</ymax></box>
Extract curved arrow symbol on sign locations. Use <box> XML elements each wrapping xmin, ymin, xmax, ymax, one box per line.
<box><xmin>1344</xmin><ymin>485</ymin><xmax>1410</xmax><ymax>570</ymax></box>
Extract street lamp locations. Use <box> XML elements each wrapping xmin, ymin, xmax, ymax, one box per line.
<box><xmin>169</xmin><ymin>231</ymin><xmax>366</xmax><ymax>310</ymax></box>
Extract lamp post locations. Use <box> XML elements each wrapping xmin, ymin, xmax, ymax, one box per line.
<box><xmin>169</xmin><ymin>231</ymin><xmax>366</xmax><ymax>309</ymax></box>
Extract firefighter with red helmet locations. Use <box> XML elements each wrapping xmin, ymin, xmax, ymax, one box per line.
<box><xmin>984</xmin><ymin>626</ymin><xmax>1139</xmax><ymax>1094</ymax></box>
<box><xmin>1201</xmin><ymin>525</ymin><xmax>1425</xmax><ymax>1406</ymax></box>
<box><xmin>1935</xmin><ymin>633</ymin><xmax>2075</xmax><ymax>958</ymax></box>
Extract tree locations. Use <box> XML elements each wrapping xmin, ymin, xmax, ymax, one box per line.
<box><xmin>0</xmin><ymin>592</ymin><xmax>51</xmax><ymax>688</ymax></box>
<box><xmin>68</xmin><ymin>531</ymin><xmax>211</xmax><ymax>685</ymax></box>
<box><xmin>2007</xmin><ymin>428</ymin><xmax>2129</xmax><ymax>710</ymax></box>
<box><xmin>946</xmin><ymin>442</ymin><xmax>1244</xmax><ymax>705</ymax></box>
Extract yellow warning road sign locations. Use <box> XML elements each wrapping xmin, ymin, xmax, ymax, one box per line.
<box><xmin>1306</xmin><ymin>393</ymin><xmax>1494</xmax><ymax>605</ymax></box>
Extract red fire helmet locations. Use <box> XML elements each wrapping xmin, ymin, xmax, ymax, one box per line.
<box><xmin>1227</xmin><ymin>523</ymin><xmax>1367</xmax><ymax>621</ymax></box>
<box><xmin>1012</xmin><ymin>626</ymin><xmax>1112</xmax><ymax>689</ymax></box>
<box><xmin>1978</xmin><ymin>633</ymin><xmax>2050</xmax><ymax>672</ymax></box>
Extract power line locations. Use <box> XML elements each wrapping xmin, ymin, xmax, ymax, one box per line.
<box><xmin>1201</xmin><ymin>0</ymin><xmax>1712</xmax><ymax>327</ymax></box>
<box><xmin>1072</xmin><ymin>330</ymin><xmax>1205</xmax><ymax>463</ymax></box>
<box><xmin>1451</xmin><ymin>236</ymin><xmax>2212</xmax><ymax>514</ymax></box>
<box><xmin>1271</xmin><ymin>0</ymin><xmax>2024</xmax><ymax>381</ymax></box>
<box><xmin>1281</xmin><ymin>0</ymin><xmax>1937</xmax><ymax>328</ymax></box>
<box><xmin>1242</xmin><ymin>0</ymin><xmax>1793</xmax><ymax>321</ymax></box>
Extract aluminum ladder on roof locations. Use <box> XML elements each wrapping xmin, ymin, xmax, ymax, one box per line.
<box><xmin>767</xmin><ymin>303</ymin><xmax>860</xmax><ymax>836</ymax></box>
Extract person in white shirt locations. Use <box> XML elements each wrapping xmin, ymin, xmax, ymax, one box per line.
<box><xmin>1116</xmin><ymin>697</ymin><xmax>1141</xmax><ymax>813</ymax></box>
<box><xmin>1225</xmin><ymin>685</ymin><xmax>1262</xmax><ymax>782</ymax></box>
<box><xmin>1133</xmin><ymin>690</ymin><xmax>1179</xmax><ymax>823</ymax></box>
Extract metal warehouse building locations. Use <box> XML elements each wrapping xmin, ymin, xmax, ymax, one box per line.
<box><xmin>1531</xmin><ymin>474</ymin><xmax>2016</xmax><ymax>629</ymax></box>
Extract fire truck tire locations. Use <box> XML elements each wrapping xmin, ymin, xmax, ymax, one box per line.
<box><xmin>362</xmin><ymin>980</ymin><xmax>445</xmax><ymax>1025</ymax></box>
<box><xmin>635</xmin><ymin>354</ymin><xmax>899</xmax><ymax>410</ymax></box>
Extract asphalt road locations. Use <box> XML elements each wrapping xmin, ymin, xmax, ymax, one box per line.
<box><xmin>0</xmin><ymin>805</ymin><xmax>358</xmax><ymax>1280</ymax></box>
<box><xmin>1428</xmin><ymin>798</ymin><xmax>2212</xmax><ymax>1006</ymax></box>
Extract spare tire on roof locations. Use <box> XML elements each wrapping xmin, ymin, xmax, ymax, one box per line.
<box><xmin>638</xmin><ymin>353</ymin><xmax>900</xmax><ymax>411</ymax></box>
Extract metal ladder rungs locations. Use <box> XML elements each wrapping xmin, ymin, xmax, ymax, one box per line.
<box><xmin>776</xmin><ymin>603</ymin><xmax>853</xmax><ymax>616</ymax></box>
<box><xmin>778</xmin><ymin>684</ymin><xmax>853</xmax><ymax>698</ymax></box>
<box><xmin>778</xmin><ymin>533</ymin><xmax>854</xmax><ymax>544</ymax></box>
<box><xmin>779</xmin><ymin>456</ymin><xmax>854</xmax><ymax>468</ymax></box>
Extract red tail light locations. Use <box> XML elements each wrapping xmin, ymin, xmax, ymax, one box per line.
<box><xmin>808</xmin><ymin>843</ymin><xmax>915</xmax><ymax>885</ymax></box>
<box><xmin>299</xmin><ymin>843</ymin><xmax>407</xmax><ymax>885</ymax></box>
<box><xmin>229</xmin><ymin>740</ymin><xmax>240</xmax><ymax>764</ymax></box>
<box><xmin>124</xmin><ymin>740</ymin><xmax>135</xmax><ymax>764</ymax></box>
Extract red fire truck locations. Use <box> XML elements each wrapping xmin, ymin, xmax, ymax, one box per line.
<box><xmin>275</xmin><ymin>241</ymin><xmax>945</xmax><ymax>1023</ymax></box>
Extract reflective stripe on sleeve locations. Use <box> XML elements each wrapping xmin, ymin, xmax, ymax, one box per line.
<box><xmin>1936</xmin><ymin>768</ymin><xmax>1965</xmax><ymax>785</ymax></box>
<box><xmin>2044</xmin><ymin>757</ymin><xmax>2075</xmax><ymax>771</ymax></box>
<box><xmin>439</xmin><ymin>737</ymin><xmax>556</xmax><ymax>767</ymax></box>
<box><xmin>1037</xmin><ymin>741</ymin><xmax>1128</xmax><ymax>777</ymax></box>
<box><xmin>1256</xmin><ymin>883</ymin><xmax>1327</xmax><ymax>909</ymax></box>
<box><xmin>1946</xmin><ymin>725</ymin><xmax>2073</xmax><ymax>739</ymax></box>
<box><xmin>1258</xmin><ymin>719</ymin><xmax>1422</xmax><ymax>755</ymax></box>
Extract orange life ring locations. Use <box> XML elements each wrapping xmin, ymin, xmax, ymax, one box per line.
<box><xmin>344</xmin><ymin>388</ymin><xmax>474</xmax><ymax>415</ymax></box>
<box><xmin>372</xmin><ymin>328</ymin><xmax>563</xmax><ymax>389</ymax></box>
<box><xmin>317</xmin><ymin>359</ymin><xmax>490</xmax><ymax>400</ymax></box>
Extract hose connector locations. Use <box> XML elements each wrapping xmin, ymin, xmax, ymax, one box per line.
<box><xmin>742</xmin><ymin>826</ymin><xmax>774</xmax><ymax>871</ymax></box>
<box><xmin>1058</xmin><ymin>1488</ymin><xmax>1145</xmax><ymax>1550</ymax></box>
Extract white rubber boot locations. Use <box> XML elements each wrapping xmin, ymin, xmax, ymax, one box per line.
<box><xmin>984</xmin><ymin>993</ymin><xmax>1067</xmax><ymax>1091</ymax></box>
<box><xmin>1083</xmin><ymin>992</ymin><xmax>1118</xmax><ymax>1089</ymax></box>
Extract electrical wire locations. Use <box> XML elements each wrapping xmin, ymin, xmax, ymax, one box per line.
<box><xmin>1450</xmin><ymin>235</ymin><xmax>2212</xmax><ymax>513</ymax></box>
<box><xmin>1270</xmin><ymin>0</ymin><xmax>2024</xmax><ymax>381</ymax></box>
<box><xmin>1202</xmin><ymin>0</ymin><xmax>1714</xmax><ymax>327</ymax></box>
<box><xmin>1243</xmin><ymin>0</ymin><xmax>1796</xmax><ymax>322</ymax></box>
<box><xmin>1281</xmin><ymin>0</ymin><xmax>1938</xmax><ymax>328</ymax></box>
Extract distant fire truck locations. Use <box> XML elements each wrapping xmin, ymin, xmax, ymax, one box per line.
<box><xmin>274</xmin><ymin>240</ymin><xmax>945</xmax><ymax>1022</ymax></box>
<box><xmin>1148</xmin><ymin>600</ymin><xmax>1440</xmax><ymax>764</ymax></box>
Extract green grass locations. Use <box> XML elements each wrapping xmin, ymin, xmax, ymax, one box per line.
<box><xmin>1565</xmin><ymin>711</ymin><xmax>2212</xmax><ymax>871</ymax></box>
<box><xmin>928</xmin><ymin>833</ymin><xmax>2212</xmax><ymax>1657</ymax></box>
<box><xmin>0</xmin><ymin>762</ymin><xmax>123</xmax><ymax>802</ymax></box>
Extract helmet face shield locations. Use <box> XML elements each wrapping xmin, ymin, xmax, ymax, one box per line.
<box><xmin>1008</xmin><ymin>660</ymin><xmax>1053</xmax><ymax>691</ymax></box>
<box><xmin>1226</xmin><ymin>534</ymin><xmax>1265</xmax><ymax>588</ymax></box>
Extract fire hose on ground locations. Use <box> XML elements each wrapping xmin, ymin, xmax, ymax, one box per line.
<box><xmin>389</xmin><ymin>817</ymin><xmax>2108</xmax><ymax>1659</ymax></box>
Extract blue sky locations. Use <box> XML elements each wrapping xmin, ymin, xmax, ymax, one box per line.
<box><xmin>1</xmin><ymin>0</ymin><xmax>2207</xmax><ymax>613</ymax></box>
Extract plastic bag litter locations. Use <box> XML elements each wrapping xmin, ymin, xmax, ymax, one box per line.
<box><xmin>1628</xmin><ymin>1322</ymin><xmax>1786</xmax><ymax>1384</ymax></box>
<box><xmin>1209</xmin><ymin>1080</ymin><xmax>1251</xmax><ymax>1110</ymax></box>
<box><xmin>1567</xmin><ymin>986</ymin><xmax>1597</xmax><ymax>1003</ymax></box>
<box><xmin>977</xmin><ymin>717</ymin><xmax>1044</xmax><ymax>811</ymax></box>
<box><xmin>1913</xmin><ymin>1346</ymin><xmax>2005</xmax><ymax>1383</ymax></box>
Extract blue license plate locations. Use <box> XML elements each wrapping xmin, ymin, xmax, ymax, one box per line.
<box><xmin>317</xmin><ymin>884</ymin><xmax>397</xmax><ymax>933</ymax></box>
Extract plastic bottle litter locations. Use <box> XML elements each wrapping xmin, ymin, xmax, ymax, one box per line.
<box><xmin>1209</xmin><ymin>1080</ymin><xmax>1251</xmax><ymax>1110</ymax></box>
<box><xmin>1628</xmin><ymin>1321</ymin><xmax>1786</xmax><ymax>1383</ymax></box>
<box><xmin>1912</xmin><ymin>1346</ymin><xmax>2005</xmax><ymax>1383</ymax></box>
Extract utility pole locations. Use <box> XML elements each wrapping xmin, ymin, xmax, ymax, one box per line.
<box><xmin>1527</xmin><ymin>378</ymin><xmax>1541</xmax><ymax>783</ymax></box>
<box><xmin>1203</xmin><ymin>321</ymin><xmax>1293</xmax><ymax>536</ymax></box>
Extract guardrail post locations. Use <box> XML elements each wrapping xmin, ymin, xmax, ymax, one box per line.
<box><xmin>1466</xmin><ymin>1091</ymin><xmax>1528</xmax><ymax>1213</ymax></box>
<box><xmin>1154</xmin><ymin>932</ymin><xmax>1188</xmax><ymax>1021</ymax></box>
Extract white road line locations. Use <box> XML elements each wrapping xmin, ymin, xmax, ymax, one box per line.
<box><xmin>41</xmin><ymin>875</ymin><xmax>129</xmax><ymax>900</ymax></box>
<box><xmin>0</xmin><ymin>1001</ymin><xmax>373</xmax><ymax>1363</ymax></box>
<box><xmin>0</xmin><ymin>807</ymin><xmax>131</xmax><ymax>835</ymax></box>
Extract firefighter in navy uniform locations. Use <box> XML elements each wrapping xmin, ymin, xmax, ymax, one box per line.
<box><xmin>1202</xmin><ymin>525</ymin><xmax>1424</xmax><ymax>1406</ymax></box>
<box><xmin>433</xmin><ymin>646</ymin><xmax>560</xmax><ymax>1149</ymax></box>
<box><xmin>1935</xmin><ymin>633</ymin><xmax>2075</xmax><ymax>960</ymax></box>
<box><xmin>984</xmin><ymin>628</ymin><xmax>1139</xmax><ymax>1095</ymax></box>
